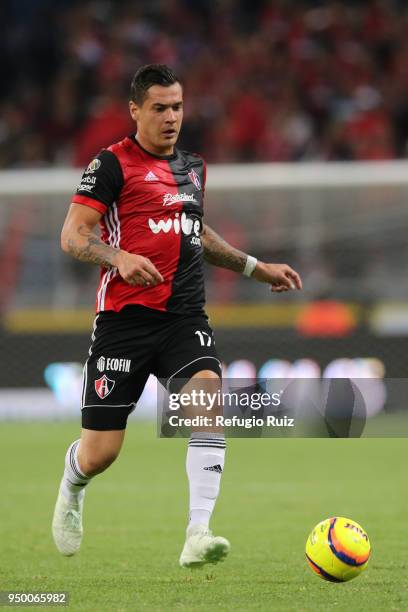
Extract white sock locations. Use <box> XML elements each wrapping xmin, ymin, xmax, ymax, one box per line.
<box><xmin>186</xmin><ymin>432</ymin><xmax>226</xmax><ymax>531</ymax></box>
<box><xmin>60</xmin><ymin>439</ymin><xmax>92</xmax><ymax>503</ymax></box>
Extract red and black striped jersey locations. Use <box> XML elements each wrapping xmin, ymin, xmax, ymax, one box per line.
<box><xmin>72</xmin><ymin>135</ymin><xmax>206</xmax><ymax>314</ymax></box>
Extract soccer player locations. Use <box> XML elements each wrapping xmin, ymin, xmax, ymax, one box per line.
<box><xmin>52</xmin><ymin>64</ymin><xmax>302</xmax><ymax>567</ymax></box>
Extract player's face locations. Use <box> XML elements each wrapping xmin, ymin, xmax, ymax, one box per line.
<box><xmin>129</xmin><ymin>83</ymin><xmax>183</xmax><ymax>155</ymax></box>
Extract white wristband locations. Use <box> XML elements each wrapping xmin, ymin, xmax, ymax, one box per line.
<box><xmin>243</xmin><ymin>255</ymin><xmax>258</xmax><ymax>277</ymax></box>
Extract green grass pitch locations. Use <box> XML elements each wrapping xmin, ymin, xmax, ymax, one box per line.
<box><xmin>0</xmin><ymin>422</ymin><xmax>407</xmax><ymax>611</ymax></box>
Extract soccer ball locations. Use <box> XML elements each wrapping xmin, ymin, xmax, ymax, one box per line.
<box><xmin>305</xmin><ymin>517</ymin><xmax>371</xmax><ymax>582</ymax></box>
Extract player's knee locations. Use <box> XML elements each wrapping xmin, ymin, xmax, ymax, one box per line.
<box><xmin>191</xmin><ymin>369</ymin><xmax>220</xmax><ymax>382</ymax></box>
<box><xmin>187</xmin><ymin>369</ymin><xmax>223</xmax><ymax>415</ymax></box>
<box><xmin>79</xmin><ymin>449</ymin><xmax>119</xmax><ymax>476</ymax></box>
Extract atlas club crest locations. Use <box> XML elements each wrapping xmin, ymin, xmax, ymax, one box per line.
<box><xmin>188</xmin><ymin>169</ymin><xmax>201</xmax><ymax>190</ymax></box>
<box><xmin>94</xmin><ymin>375</ymin><xmax>115</xmax><ymax>399</ymax></box>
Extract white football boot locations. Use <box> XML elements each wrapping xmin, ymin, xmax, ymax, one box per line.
<box><xmin>52</xmin><ymin>486</ymin><xmax>84</xmax><ymax>556</ymax></box>
<box><xmin>179</xmin><ymin>524</ymin><xmax>230</xmax><ymax>568</ymax></box>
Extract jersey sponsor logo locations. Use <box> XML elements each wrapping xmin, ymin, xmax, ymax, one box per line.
<box><xmin>163</xmin><ymin>193</ymin><xmax>197</xmax><ymax>206</ymax></box>
<box><xmin>96</xmin><ymin>356</ymin><xmax>105</xmax><ymax>371</ymax></box>
<box><xmin>81</xmin><ymin>175</ymin><xmax>96</xmax><ymax>185</ymax></box>
<box><xmin>94</xmin><ymin>374</ymin><xmax>115</xmax><ymax>399</ymax></box>
<box><xmin>77</xmin><ymin>175</ymin><xmax>96</xmax><ymax>191</ymax></box>
<box><xmin>97</xmin><ymin>356</ymin><xmax>131</xmax><ymax>373</ymax></box>
<box><xmin>188</xmin><ymin>169</ymin><xmax>201</xmax><ymax>190</ymax></box>
<box><xmin>85</xmin><ymin>158</ymin><xmax>101</xmax><ymax>174</ymax></box>
<box><xmin>144</xmin><ymin>170</ymin><xmax>159</xmax><ymax>182</ymax></box>
<box><xmin>148</xmin><ymin>212</ymin><xmax>201</xmax><ymax>237</ymax></box>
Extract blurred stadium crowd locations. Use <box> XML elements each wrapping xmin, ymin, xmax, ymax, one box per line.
<box><xmin>1</xmin><ymin>0</ymin><xmax>408</xmax><ymax>168</ymax></box>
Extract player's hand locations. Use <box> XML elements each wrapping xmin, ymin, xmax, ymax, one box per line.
<box><xmin>252</xmin><ymin>262</ymin><xmax>302</xmax><ymax>292</ymax></box>
<box><xmin>114</xmin><ymin>250</ymin><xmax>164</xmax><ymax>287</ymax></box>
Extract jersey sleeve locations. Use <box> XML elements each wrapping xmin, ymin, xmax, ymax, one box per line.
<box><xmin>72</xmin><ymin>149</ymin><xmax>124</xmax><ymax>214</ymax></box>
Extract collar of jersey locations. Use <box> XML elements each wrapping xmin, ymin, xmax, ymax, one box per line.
<box><xmin>129</xmin><ymin>134</ymin><xmax>178</xmax><ymax>161</ymax></box>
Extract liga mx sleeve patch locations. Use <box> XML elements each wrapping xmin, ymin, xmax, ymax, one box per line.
<box><xmin>73</xmin><ymin>149</ymin><xmax>124</xmax><ymax>211</ymax></box>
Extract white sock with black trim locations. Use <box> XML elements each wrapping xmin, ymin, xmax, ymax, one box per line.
<box><xmin>60</xmin><ymin>439</ymin><xmax>92</xmax><ymax>502</ymax></box>
<box><xmin>186</xmin><ymin>432</ymin><xmax>226</xmax><ymax>530</ymax></box>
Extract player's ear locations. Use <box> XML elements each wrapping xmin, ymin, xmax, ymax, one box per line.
<box><xmin>129</xmin><ymin>100</ymin><xmax>139</xmax><ymax>122</ymax></box>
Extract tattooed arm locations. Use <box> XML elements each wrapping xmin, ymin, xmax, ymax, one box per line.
<box><xmin>201</xmin><ymin>223</ymin><xmax>247</xmax><ymax>272</ymax></box>
<box><xmin>201</xmin><ymin>224</ymin><xmax>302</xmax><ymax>292</ymax></box>
<box><xmin>61</xmin><ymin>203</ymin><xmax>163</xmax><ymax>287</ymax></box>
<box><xmin>64</xmin><ymin>223</ymin><xmax>120</xmax><ymax>268</ymax></box>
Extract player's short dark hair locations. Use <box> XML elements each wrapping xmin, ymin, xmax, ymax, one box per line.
<box><xmin>130</xmin><ymin>64</ymin><xmax>181</xmax><ymax>105</ymax></box>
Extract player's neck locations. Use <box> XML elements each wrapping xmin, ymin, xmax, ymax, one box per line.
<box><xmin>135</xmin><ymin>134</ymin><xmax>174</xmax><ymax>158</ymax></box>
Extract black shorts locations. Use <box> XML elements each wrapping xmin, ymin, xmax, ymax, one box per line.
<box><xmin>81</xmin><ymin>305</ymin><xmax>221</xmax><ymax>430</ymax></box>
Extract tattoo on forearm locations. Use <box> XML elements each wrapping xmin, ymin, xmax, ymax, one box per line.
<box><xmin>66</xmin><ymin>224</ymin><xmax>119</xmax><ymax>268</ymax></box>
<box><xmin>201</xmin><ymin>224</ymin><xmax>247</xmax><ymax>272</ymax></box>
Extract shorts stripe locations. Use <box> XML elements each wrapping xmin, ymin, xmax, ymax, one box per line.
<box><xmin>88</xmin><ymin>314</ymin><xmax>100</xmax><ymax>357</ymax></box>
<box><xmin>82</xmin><ymin>402</ymin><xmax>137</xmax><ymax>409</ymax></box>
<box><xmin>167</xmin><ymin>356</ymin><xmax>221</xmax><ymax>386</ymax></box>
<box><xmin>81</xmin><ymin>361</ymin><xmax>88</xmax><ymax>409</ymax></box>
